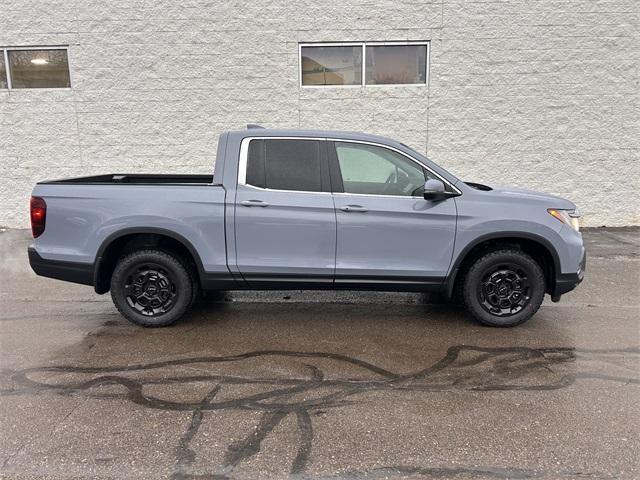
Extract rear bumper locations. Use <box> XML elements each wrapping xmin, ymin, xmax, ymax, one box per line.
<box><xmin>553</xmin><ymin>251</ymin><xmax>586</xmax><ymax>297</ymax></box>
<box><xmin>28</xmin><ymin>247</ymin><xmax>94</xmax><ymax>287</ymax></box>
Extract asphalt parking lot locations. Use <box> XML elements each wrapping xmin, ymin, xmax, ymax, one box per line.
<box><xmin>0</xmin><ymin>228</ymin><xmax>638</xmax><ymax>479</ymax></box>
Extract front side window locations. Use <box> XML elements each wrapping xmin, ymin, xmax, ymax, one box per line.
<box><xmin>301</xmin><ymin>45</ymin><xmax>362</xmax><ymax>86</ymax></box>
<box><xmin>334</xmin><ymin>142</ymin><xmax>427</xmax><ymax>197</ymax></box>
<box><xmin>246</xmin><ymin>139</ymin><xmax>323</xmax><ymax>192</ymax></box>
<box><xmin>6</xmin><ymin>49</ymin><xmax>70</xmax><ymax>89</ymax></box>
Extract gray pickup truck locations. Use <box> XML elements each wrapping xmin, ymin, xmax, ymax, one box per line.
<box><xmin>29</xmin><ymin>126</ymin><xmax>585</xmax><ymax>327</ymax></box>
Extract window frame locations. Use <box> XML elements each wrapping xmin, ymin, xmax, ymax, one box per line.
<box><xmin>0</xmin><ymin>45</ymin><xmax>72</xmax><ymax>90</ymax></box>
<box><xmin>238</xmin><ymin>137</ymin><xmax>332</xmax><ymax>194</ymax></box>
<box><xmin>1</xmin><ymin>50</ymin><xmax>7</xmax><ymax>88</ymax></box>
<box><xmin>298</xmin><ymin>41</ymin><xmax>430</xmax><ymax>88</ymax></box>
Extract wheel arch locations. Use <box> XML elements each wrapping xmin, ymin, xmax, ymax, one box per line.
<box><xmin>94</xmin><ymin>227</ymin><xmax>206</xmax><ymax>294</ymax></box>
<box><xmin>445</xmin><ymin>232</ymin><xmax>561</xmax><ymax>300</ymax></box>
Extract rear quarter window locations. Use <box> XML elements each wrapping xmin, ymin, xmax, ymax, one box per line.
<box><xmin>246</xmin><ymin>139</ymin><xmax>323</xmax><ymax>192</ymax></box>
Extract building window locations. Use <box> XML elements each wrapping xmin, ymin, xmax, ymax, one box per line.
<box><xmin>301</xmin><ymin>45</ymin><xmax>362</xmax><ymax>86</ymax></box>
<box><xmin>0</xmin><ymin>53</ymin><xmax>7</xmax><ymax>89</ymax></box>
<box><xmin>366</xmin><ymin>44</ymin><xmax>427</xmax><ymax>85</ymax></box>
<box><xmin>0</xmin><ymin>47</ymin><xmax>71</xmax><ymax>90</ymax></box>
<box><xmin>299</xmin><ymin>42</ymin><xmax>428</xmax><ymax>87</ymax></box>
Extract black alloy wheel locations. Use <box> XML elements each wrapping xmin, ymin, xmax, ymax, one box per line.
<box><xmin>462</xmin><ymin>249</ymin><xmax>545</xmax><ymax>327</ymax></box>
<box><xmin>110</xmin><ymin>249</ymin><xmax>193</xmax><ymax>327</ymax></box>
<box><xmin>478</xmin><ymin>263</ymin><xmax>531</xmax><ymax>317</ymax></box>
<box><xmin>123</xmin><ymin>262</ymin><xmax>178</xmax><ymax>316</ymax></box>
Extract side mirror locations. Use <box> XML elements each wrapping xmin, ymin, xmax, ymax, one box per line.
<box><xmin>423</xmin><ymin>179</ymin><xmax>446</xmax><ymax>200</ymax></box>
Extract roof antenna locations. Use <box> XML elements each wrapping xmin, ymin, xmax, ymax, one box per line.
<box><xmin>247</xmin><ymin>124</ymin><xmax>265</xmax><ymax>129</ymax></box>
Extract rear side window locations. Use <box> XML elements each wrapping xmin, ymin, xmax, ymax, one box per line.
<box><xmin>245</xmin><ymin>139</ymin><xmax>323</xmax><ymax>192</ymax></box>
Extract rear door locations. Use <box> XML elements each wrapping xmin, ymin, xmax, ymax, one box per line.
<box><xmin>328</xmin><ymin>140</ymin><xmax>457</xmax><ymax>289</ymax></box>
<box><xmin>234</xmin><ymin>137</ymin><xmax>336</xmax><ymax>287</ymax></box>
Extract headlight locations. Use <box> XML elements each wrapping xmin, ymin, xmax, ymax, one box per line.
<box><xmin>548</xmin><ymin>208</ymin><xmax>580</xmax><ymax>232</ymax></box>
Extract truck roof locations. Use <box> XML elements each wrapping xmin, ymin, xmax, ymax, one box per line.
<box><xmin>229</xmin><ymin>127</ymin><xmax>406</xmax><ymax>146</ymax></box>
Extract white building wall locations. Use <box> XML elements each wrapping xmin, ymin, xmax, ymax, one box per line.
<box><xmin>1</xmin><ymin>0</ymin><xmax>638</xmax><ymax>228</ymax></box>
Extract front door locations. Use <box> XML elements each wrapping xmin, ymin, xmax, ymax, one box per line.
<box><xmin>329</xmin><ymin>141</ymin><xmax>457</xmax><ymax>289</ymax></box>
<box><xmin>234</xmin><ymin>138</ymin><xmax>336</xmax><ymax>287</ymax></box>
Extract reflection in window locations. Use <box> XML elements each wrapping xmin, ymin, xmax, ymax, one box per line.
<box><xmin>335</xmin><ymin>142</ymin><xmax>426</xmax><ymax>197</ymax></box>
<box><xmin>301</xmin><ymin>46</ymin><xmax>362</xmax><ymax>86</ymax></box>
<box><xmin>366</xmin><ymin>45</ymin><xmax>427</xmax><ymax>85</ymax></box>
<box><xmin>300</xmin><ymin>43</ymin><xmax>429</xmax><ymax>87</ymax></box>
<box><xmin>0</xmin><ymin>54</ymin><xmax>7</xmax><ymax>89</ymax></box>
<box><xmin>8</xmin><ymin>49</ymin><xmax>71</xmax><ymax>89</ymax></box>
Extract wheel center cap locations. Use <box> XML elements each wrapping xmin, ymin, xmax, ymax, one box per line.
<box><xmin>497</xmin><ymin>284</ymin><xmax>510</xmax><ymax>296</ymax></box>
<box><xmin>146</xmin><ymin>284</ymin><xmax>158</xmax><ymax>295</ymax></box>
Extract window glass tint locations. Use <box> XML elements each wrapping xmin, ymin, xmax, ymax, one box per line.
<box><xmin>246</xmin><ymin>139</ymin><xmax>266</xmax><ymax>188</ymax></box>
<box><xmin>246</xmin><ymin>139</ymin><xmax>322</xmax><ymax>192</ymax></box>
<box><xmin>8</xmin><ymin>49</ymin><xmax>71</xmax><ymax>89</ymax></box>
<box><xmin>301</xmin><ymin>46</ymin><xmax>362</xmax><ymax>86</ymax></box>
<box><xmin>335</xmin><ymin>142</ymin><xmax>426</xmax><ymax>196</ymax></box>
<box><xmin>365</xmin><ymin>45</ymin><xmax>427</xmax><ymax>85</ymax></box>
<box><xmin>0</xmin><ymin>54</ymin><xmax>7</xmax><ymax>89</ymax></box>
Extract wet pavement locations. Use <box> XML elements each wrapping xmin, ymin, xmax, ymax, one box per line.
<box><xmin>0</xmin><ymin>228</ymin><xmax>638</xmax><ymax>479</ymax></box>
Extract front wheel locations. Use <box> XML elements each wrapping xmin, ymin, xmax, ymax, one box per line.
<box><xmin>110</xmin><ymin>249</ymin><xmax>193</xmax><ymax>327</ymax></box>
<box><xmin>462</xmin><ymin>249</ymin><xmax>545</xmax><ymax>327</ymax></box>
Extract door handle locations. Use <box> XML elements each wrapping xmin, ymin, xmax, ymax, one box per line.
<box><xmin>339</xmin><ymin>205</ymin><xmax>368</xmax><ymax>213</ymax></box>
<box><xmin>240</xmin><ymin>200</ymin><xmax>269</xmax><ymax>207</ymax></box>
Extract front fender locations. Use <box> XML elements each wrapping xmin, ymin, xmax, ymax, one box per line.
<box><xmin>444</xmin><ymin>216</ymin><xmax>569</xmax><ymax>299</ymax></box>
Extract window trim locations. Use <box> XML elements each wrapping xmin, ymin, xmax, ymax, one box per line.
<box><xmin>0</xmin><ymin>45</ymin><xmax>72</xmax><ymax>91</ymax></box>
<box><xmin>238</xmin><ymin>136</ymin><xmax>461</xmax><ymax>197</ymax></box>
<box><xmin>298</xmin><ymin>41</ymin><xmax>430</xmax><ymax>88</ymax></box>
<box><xmin>1</xmin><ymin>49</ymin><xmax>9</xmax><ymax>89</ymax></box>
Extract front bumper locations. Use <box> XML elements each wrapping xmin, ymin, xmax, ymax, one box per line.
<box><xmin>553</xmin><ymin>250</ymin><xmax>586</xmax><ymax>297</ymax></box>
<box><xmin>28</xmin><ymin>247</ymin><xmax>94</xmax><ymax>286</ymax></box>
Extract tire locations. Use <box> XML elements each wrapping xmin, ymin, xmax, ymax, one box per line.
<box><xmin>462</xmin><ymin>249</ymin><xmax>545</xmax><ymax>327</ymax></box>
<box><xmin>186</xmin><ymin>263</ymin><xmax>200</xmax><ymax>306</ymax></box>
<box><xmin>110</xmin><ymin>249</ymin><xmax>193</xmax><ymax>327</ymax></box>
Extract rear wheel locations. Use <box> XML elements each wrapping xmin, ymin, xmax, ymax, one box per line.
<box><xmin>110</xmin><ymin>249</ymin><xmax>193</xmax><ymax>327</ymax></box>
<box><xmin>462</xmin><ymin>249</ymin><xmax>545</xmax><ymax>327</ymax></box>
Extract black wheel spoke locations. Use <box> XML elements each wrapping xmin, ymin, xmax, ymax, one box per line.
<box><xmin>478</xmin><ymin>262</ymin><xmax>532</xmax><ymax>317</ymax></box>
<box><xmin>122</xmin><ymin>262</ymin><xmax>178</xmax><ymax>317</ymax></box>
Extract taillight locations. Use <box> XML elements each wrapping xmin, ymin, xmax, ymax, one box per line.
<box><xmin>30</xmin><ymin>196</ymin><xmax>47</xmax><ymax>238</ymax></box>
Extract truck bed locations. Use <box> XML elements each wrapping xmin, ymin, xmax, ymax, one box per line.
<box><xmin>39</xmin><ymin>173</ymin><xmax>215</xmax><ymax>185</ymax></box>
